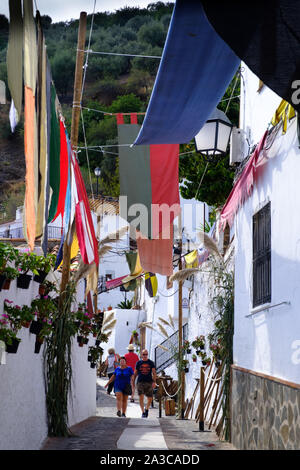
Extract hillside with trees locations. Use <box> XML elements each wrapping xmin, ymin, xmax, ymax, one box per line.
<box><xmin>0</xmin><ymin>2</ymin><xmax>239</xmax><ymax>220</ymax></box>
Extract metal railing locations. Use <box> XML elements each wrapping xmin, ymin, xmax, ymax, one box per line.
<box><xmin>0</xmin><ymin>225</ymin><xmax>62</xmax><ymax>240</ymax></box>
<box><xmin>154</xmin><ymin>323</ymin><xmax>188</xmax><ymax>373</ymax></box>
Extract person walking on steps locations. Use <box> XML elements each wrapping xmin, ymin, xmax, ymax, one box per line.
<box><xmin>104</xmin><ymin>348</ymin><xmax>120</xmax><ymax>395</ymax></box>
<box><xmin>133</xmin><ymin>349</ymin><xmax>157</xmax><ymax>418</ymax></box>
<box><xmin>124</xmin><ymin>344</ymin><xmax>139</xmax><ymax>403</ymax></box>
<box><xmin>104</xmin><ymin>356</ymin><xmax>134</xmax><ymax>417</ymax></box>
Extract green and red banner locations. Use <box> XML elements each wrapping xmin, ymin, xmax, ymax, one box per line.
<box><xmin>117</xmin><ymin>117</ymin><xmax>180</xmax><ymax>240</ymax></box>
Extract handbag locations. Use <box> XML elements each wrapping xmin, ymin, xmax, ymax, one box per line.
<box><xmin>123</xmin><ymin>383</ymin><xmax>132</xmax><ymax>396</ymax></box>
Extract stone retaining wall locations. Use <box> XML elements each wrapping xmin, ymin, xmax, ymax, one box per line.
<box><xmin>231</xmin><ymin>367</ymin><xmax>300</xmax><ymax>450</ymax></box>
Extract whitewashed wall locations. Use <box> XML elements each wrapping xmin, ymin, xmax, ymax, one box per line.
<box><xmin>234</xmin><ymin>66</ymin><xmax>300</xmax><ymax>384</ymax></box>
<box><xmin>101</xmin><ymin>308</ymin><xmax>146</xmax><ymax>360</ymax></box>
<box><xmin>0</xmin><ymin>275</ymin><xmax>96</xmax><ymax>450</ymax></box>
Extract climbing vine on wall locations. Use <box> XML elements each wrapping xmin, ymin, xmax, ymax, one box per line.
<box><xmin>208</xmin><ymin>264</ymin><xmax>234</xmax><ymax>441</ymax></box>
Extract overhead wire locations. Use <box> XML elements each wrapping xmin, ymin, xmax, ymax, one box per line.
<box><xmin>78</xmin><ymin>0</ymin><xmax>97</xmax><ymax>200</ymax></box>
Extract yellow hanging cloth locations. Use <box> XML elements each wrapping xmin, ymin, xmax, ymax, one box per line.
<box><xmin>184</xmin><ymin>249</ymin><xmax>199</xmax><ymax>269</ymax></box>
<box><xmin>271</xmin><ymin>99</ymin><xmax>295</xmax><ymax>134</ymax></box>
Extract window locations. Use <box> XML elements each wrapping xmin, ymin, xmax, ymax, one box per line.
<box><xmin>253</xmin><ymin>202</ymin><xmax>271</xmax><ymax>307</ymax></box>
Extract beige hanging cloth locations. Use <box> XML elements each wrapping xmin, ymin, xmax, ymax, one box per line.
<box><xmin>23</xmin><ymin>0</ymin><xmax>38</xmax><ymax>251</ymax></box>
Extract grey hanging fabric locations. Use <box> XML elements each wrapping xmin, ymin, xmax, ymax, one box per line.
<box><xmin>7</xmin><ymin>0</ymin><xmax>23</xmax><ymax>125</ymax></box>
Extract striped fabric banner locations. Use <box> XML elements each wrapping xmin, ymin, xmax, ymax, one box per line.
<box><xmin>118</xmin><ymin>120</ymin><xmax>180</xmax><ymax>240</ymax></box>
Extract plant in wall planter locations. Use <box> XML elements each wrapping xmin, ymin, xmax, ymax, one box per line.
<box><xmin>192</xmin><ymin>335</ymin><xmax>205</xmax><ymax>353</ymax></box>
<box><xmin>15</xmin><ymin>251</ymin><xmax>35</xmax><ymax>289</ymax></box>
<box><xmin>182</xmin><ymin>359</ymin><xmax>189</xmax><ymax>373</ymax></box>
<box><xmin>33</xmin><ymin>253</ymin><xmax>56</xmax><ymax>284</ymax></box>
<box><xmin>182</xmin><ymin>340</ymin><xmax>191</xmax><ymax>354</ymax></box>
<box><xmin>0</xmin><ymin>266</ymin><xmax>19</xmax><ymax>291</ymax></box>
<box><xmin>0</xmin><ymin>243</ymin><xmax>19</xmax><ymax>290</ymax></box>
<box><xmin>192</xmin><ymin>354</ymin><xmax>197</xmax><ymax>363</ymax></box>
<box><xmin>39</xmin><ymin>280</ymin><xmax>58</xmax><ymax>297</ymax></box>
<box><xmin>0</xmin><ymin>315</ymin><xmax>22</xmax><ymax>354</ymax></box>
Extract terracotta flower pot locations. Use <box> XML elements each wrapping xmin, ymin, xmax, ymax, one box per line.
<box><xmin>2</xmin><ymin>279</ymin><xmax>11</xmax><ymax>290</ymax></box>
<box><xmin>21</xmin><ymin>321</ymin><xmax>31</xmax><ymax>328</ymax></box>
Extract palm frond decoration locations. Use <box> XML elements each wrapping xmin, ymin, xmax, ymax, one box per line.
<box><xmin>157</xmin><ymin>323</ymin><xmax>169</xmax><ymax>339</ymax></box>
<box><xmin>157</xmin><ymin>344</ymin><xmax>170</xmax><ymax>352</ymax></box>
<box><xmin>158</xmin><ymin>317</ymin><xmax>172</xmax><ymax>327</ymax></box>
<box><xmin>99</xmin><ymin>245</ymin><xmax>112</xmax><ymax>257</ymax></box>
<box><xmin>143</xmin><ymin>323</ymin><xmax>156</xmax><ymax>331</ymax></box>
<box><xmin>102</xmin><ymin>312</ymin><xmax>115</xmax><ymax>326</ymax></box>
<box><xmin>99</xmin><ymin>226</ymin><xmax>128</xmax><ymax>246</ymax></box>
<box><xmin>102</xmin><ymin>319</ymin><xmax>117</xmax><ymax>332</ymax></box>
<box><xmin>169</xmin><ymin>268</ymin><xmax>200</xmax><ymax>283</ymax></box>
<box><xmin>138</xmin><ymin>321</ymin><xmax>153</xmax><ymax>328</ymax></box>
<box><xmin>168</xmin><ymin>314</ymin><xmax>175</xmax><ymax>329</ymax></box>
<box><xmin>199</xmin><ymin>231</ymin><xmax>222</xmax><ymax>259</ymax></box>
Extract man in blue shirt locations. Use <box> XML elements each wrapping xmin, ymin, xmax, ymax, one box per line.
<box><xmin>133</xmin><ymin>349</ymin><xmax>157</xmax><ymax>418</ymax></box>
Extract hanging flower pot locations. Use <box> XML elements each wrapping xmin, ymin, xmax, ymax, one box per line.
<box><xmin>77</xmin><ymin>335</ymin><xmax>83</xmax><ymax>343</ymax></box>
<box><xmin>88</xmin><ymin>355</ymin><xmax>92</xmax><ymax>362</ymax></box>
<box><xmin>83</xmin><ymin>337</ymin><xmax>89</xmax><ymax>345</ymax></box>
<box><xmin>21</xmin><ymin>321</ymin><xmax>31</xmax><ymax>329</ymax></box>
<box><xmin>5</xmin><ymin>337</ymin><xmax>21</xmax><ymax>354</ymax></box>
<box><xmin>17</xmin><ymin>273</ymin><xmax>32</xmax><ymax>289</ymax></box>
<box><xmin>90</xmin><ymin>362</ymin><xmax>96</xmax><ymax>369</ymax></box>
<box><xmin>33</xmin><ymin>270</ymin><xmax>47</xmax><ymax>284</ymax></box>
<box><xmin>202</xmin><ymin>360</ymin><xmax>207</xmax><ymax>366</ymax></box>
<box><xmin>30</xmin><ymin>320</ymin><xmax>43</xmax><ymax>336</ymax></box>
<box><xmin>39</xmin><ymin>285</ymin><xmax>46</xmax><ymax>296</ymax></box>
<box><xmin>196</xmin><ymin>350</ymin><xmax>201</xmax><ymax>356</ymax></box>
<box><xmin>95</xmin><ymin>339</ymin><xmax>100</xmax><ymax>347</ymax></box>
<box><xmin>186</xmin><ymin>348</ymin><xmax>192</xmax><ymax>354</ymax></box>
<box><xmin>2</xmin><ymin>278</ymin><xmax>11</xmax><ymax>290</ymax></box>
<box><xmin>184</xmin><ymin>367</ymin><xmax>189</xmax><ymax>373</ymax></box>
<box><xmin>34</xmin><ymin>340</ymin><xmax>43</xmax><ymax>354</ymax></box>
<box><xmin>0</xmin><ymin>274</ymin><xmax>6</xmax><ymax>290</ymax></box>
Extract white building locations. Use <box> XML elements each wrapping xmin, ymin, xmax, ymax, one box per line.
<box><xmin>230</xmin><ymin>66</ymin><xmax>300</xmax><ymax>449</ymax></box>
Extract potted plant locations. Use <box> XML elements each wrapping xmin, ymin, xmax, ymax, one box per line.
<box><xmin>199</xmin><ymin>352</ymin><xmax>211</xmax><ymax>367</ymax></box>
<box><xmin>20</xmin><ymin>305</ymin><xmax>35</xmax><ymax>328</ymax></box>
<box><xmin>182</xmin><ymin>359</ymin><xmax>189</xmax><ymax>372</ymax></box>
<box><xmin>30</xmin><ymin>296</ymin><xmax>56</xmax><ymax>335</ymax></box>
<box><xmin>33</xmin><ymin>253</ymin><xmax>56</xmax><ymax>284</ymax></box>
<box><xmin>1</xmin><ymin>304</ymin><xmax>22</xmax><ymax>354</ymax></box>
<box><xmin>192</xmin><ymin>353</ymin><xmax>197</xmax><ymax>363</ymax></box>
<box><xmin>39</xmin><ymin>280</ymin><xmax>57</xmax><ymax>297</ymax></box>
<box><xmin>192</xmin><ymin>335</ymin><xmax>206</xmax><ymax>353</ymax></box>
<box><xmin>182</xmin><ymin>340</ymin><xmax>191</xmax><ymax>354</ymax></box>
<box><xmin>209</xmin><ymin>340</ymin><xmax>223</xmax><ymax>367</ymax></box>
<box><xmin>15</xmin><ymin>251</ymin><xmax>34</xmax><ymax>289</ymax></box>
<box><xmin>0</xmin><ymin>243</ymin><xmax>19</xmax><ymax>290</ymax></box>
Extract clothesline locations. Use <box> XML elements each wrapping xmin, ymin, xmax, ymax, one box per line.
<box><xmin>77</xmin><ymin>48</ymin><xmax>162</xmax><ymax>59</ymax></box>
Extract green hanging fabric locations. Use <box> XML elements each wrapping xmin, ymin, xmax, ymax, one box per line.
<box><xmin>48</xmin><ymin>83</ymin><xmax>61</xmax><ymax>223</ymax></box>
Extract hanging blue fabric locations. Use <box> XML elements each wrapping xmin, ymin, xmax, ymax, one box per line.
<box><xmin>54</xmin><ymin>233</ymin><xmax>64</xmax><ymax>270</ymax></box>
<box><xmin>134</xmin><ymin>0</ymin><xmax>240</xmax><ymax>145</ymax></box>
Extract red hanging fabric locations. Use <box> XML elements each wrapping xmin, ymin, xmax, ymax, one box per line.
<box><xmin>73</xmin><ymin>155</ymin><xmax>99</xmax><ymax>266</ymax></box>
<box><xmin>220</xmin><ymin>131</ymin><xmax>268</xmax><ymax>230</ymax></box>
<box><xmin>52</xmin><ymin>119</ymin><xmax>69</xmax><ymax>222</ymax></box>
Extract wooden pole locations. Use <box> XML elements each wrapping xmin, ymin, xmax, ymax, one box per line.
<box><xmin>198</xmin><ymin>365</ymin><xmax>205</xmax><ymax>431</ymax></box>
<box><xmin>59</xmin><ymin>12</ymin><xmax>87</xmax><ymax>303</ymax></box>
<box><xmin>177</xmin><ymin>209</ymin><xmax>185</xmax><ymax>419</ymax></box>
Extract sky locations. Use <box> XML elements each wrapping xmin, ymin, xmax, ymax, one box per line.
<box><xmin>0</xmin><ymin>0</ymin><xmax>163</xmax><ymax>23</ymax></box>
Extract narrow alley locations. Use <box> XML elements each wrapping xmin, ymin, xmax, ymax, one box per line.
<box><xmin>42</xmin><ymin>378</ymin><xmax>234</xmax><ymax>452</ymax></box>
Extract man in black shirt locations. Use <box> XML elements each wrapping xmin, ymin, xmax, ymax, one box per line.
<box><xmin>133</xmin><ymin>349</ymin><xmax>157</xmax><ymax>418</ymax></box>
